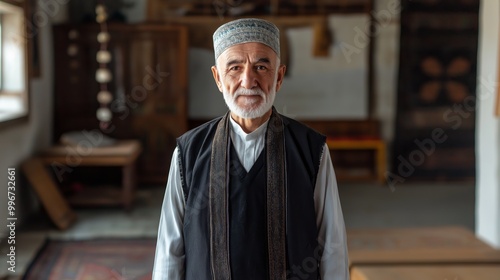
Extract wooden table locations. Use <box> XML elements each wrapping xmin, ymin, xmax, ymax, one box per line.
<box><xmin>39</xmin><ymin>140</ymin><xmax>142</xmax><ymax>210</ymax></box>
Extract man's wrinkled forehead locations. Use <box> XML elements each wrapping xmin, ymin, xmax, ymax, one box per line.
<box><xmin>217</xmin><ymin>42</ymin><xmax>277</xmax><ymax>65</ymax></box>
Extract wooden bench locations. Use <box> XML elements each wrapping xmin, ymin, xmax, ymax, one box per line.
<box><xmin>351</xmin><ymin>264</ymin><xmax>500</xmax><ymax>280</ymax></box>
<box><xmin>301</xmin><ymin>119</ymin><xmax>386</xmax><ymax>183</ymax></box>
<box><xmin>23</xmin><ymin>140</ymin><xmax>142</xmax><ymax>229</ymax></box>
<box><xmin>347</xmin><ymin>226</ymin><xmax>500</xmax><ymax>280</ymax></box>
<box><xmin>38</xmin><ymin>140</ymin><xmax>142</xmax><ymax>210</ymax></box>
<box><xmin>347</xmin><ymin>226</ymin><xmax>498</xmax><ymax>266</ymax></box>
<box><xmin>327</xmin><ymin>138</ymin><xmax>386</xmax><ymax>184</ymax></box>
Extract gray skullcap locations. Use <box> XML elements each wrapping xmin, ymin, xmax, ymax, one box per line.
<box><xmin>213</xmin><ymin>18</ymin><xmax>280</xmax><ymax>60</ymax></box>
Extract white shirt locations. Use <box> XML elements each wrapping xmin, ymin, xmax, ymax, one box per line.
<box><xmin>153</xmin><ymin>117</ymin><xmax>349</xmax><ymax>279</ymax></box>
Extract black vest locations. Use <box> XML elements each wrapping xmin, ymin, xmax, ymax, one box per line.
<box><xmin>177</xmin><ymin>114</ymin><xmax>326</xmax><ymax>280</ymax></box>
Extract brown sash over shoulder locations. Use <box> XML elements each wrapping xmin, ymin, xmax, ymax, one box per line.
<box><xmin>209</xmin><ymin>108</ymin><xmax>287</xmax><ymax>280</ymax></box>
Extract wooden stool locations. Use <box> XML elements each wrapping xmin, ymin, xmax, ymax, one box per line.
<box><xmin>39</xmin><ymin>140</ymin><xmax>142</xmax><ymax>210</ymax></box>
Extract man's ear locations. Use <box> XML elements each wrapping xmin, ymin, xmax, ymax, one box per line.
<box><xmin>275</xmin><ymin>64</ymin><xmax>287</xmax><ymax>92</ymax></box>
<box><xmin>211</xmin><ymin>65</ymin><xmax>223</xmax><ymax>92</ymax></box>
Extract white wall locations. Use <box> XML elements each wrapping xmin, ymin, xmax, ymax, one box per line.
<box><xmin>374</xmin><ymin>23</ymin><xmax>399</xmax><ymax>142</ymax></box>
<box><xmin>0</xmin><ymin>0</ymin><xmax>60</xmax><ymax>239</ymax></box>
<box><xmin>476</xmin><ymin>0</ymin><xmax>500</xmax><ymax>248</ymax></box>
<box><xmin>275</xmin><ymin>15</ymin><xmax>369</xmax><ymax>120</ymax></box>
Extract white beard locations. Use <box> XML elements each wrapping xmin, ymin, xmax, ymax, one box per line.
<box><xmin>222</xmin><ymin>83</ymin><xmax>276</xmax><ymax>119</ymax></box>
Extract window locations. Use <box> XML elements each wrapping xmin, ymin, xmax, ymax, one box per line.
<box><xmin>0</xmin><ymin>1</ymin><xmax>29</xmax><ymax>126</ymax></box>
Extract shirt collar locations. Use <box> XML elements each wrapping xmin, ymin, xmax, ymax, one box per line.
<box><xmin>229</xmin><ymin>115</ymin><xmax>269</xmax><ymax>142</ymax></box>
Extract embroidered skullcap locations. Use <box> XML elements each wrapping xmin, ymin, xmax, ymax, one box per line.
<box><xmin>213</xmin><ymin>18</ymin><xmax>280</xmax><ymax>60</ymax></box>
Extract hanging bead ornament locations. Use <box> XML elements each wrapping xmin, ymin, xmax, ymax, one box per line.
<box><xmin>96</xmin><ymin>68</ymin><xmax>113</xmax><ymax>83</ymax></box>
<box><xmin>95</xmin><ymin>2</ymin><xmax>113</xmax><ymax>129</ymax></box>
<box><xmin>97</xmin><ymin>31</ymin><xmax>111</xmax><ymax>43</ymax></box>
<box><xmin>67</xmin><ymin>29</ymin><xmax>80</xmax><ymax>84</ymax></box>
<box><xmin>96</xmin><ymin>50</ymin><xmax>111</xmax><ymax>63</ymax></box>
<box><xmin>97</xmin><ymin>90</ymin><xmax>113</xmax><ymax>104</ymax></box>
<box><xmin>97</xmin><ymin>107</ymin><xmax>113</xmax><ymax>122</ymax></box>
<box><xmin>68</xmin><ymin>29</ymin><xmax>79</xmax><ymax>40</ymax></box>
<box><xmin>67</xmin><ymin>44</ymin><xmax>79</xmax><ymax>56</ymax></box>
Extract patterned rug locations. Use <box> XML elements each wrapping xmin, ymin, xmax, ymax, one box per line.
<box><xmin>23</xmin><ymin>238</ymin><xmax>156</xmax><ymax>280</ymax></box>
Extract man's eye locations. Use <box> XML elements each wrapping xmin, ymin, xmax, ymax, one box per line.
<box><xmin>229</xmin><ymin>66</ymin><xmax>240</xmax><ymax>71</ymax></box>
<box><xmin>256</xmin><ymin>65</ymin><xmax>267</xmax><ymax>71</ymax></box>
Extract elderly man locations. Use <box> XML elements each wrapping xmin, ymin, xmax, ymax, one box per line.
<box><xmin>153</xmin><ymin>18</ymin><xmax>349</xmax><ymax>280</ymax></box>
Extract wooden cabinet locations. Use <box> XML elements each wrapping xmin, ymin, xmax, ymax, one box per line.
<box><xmin>52</xmin><ymin>24</ymin><xmax>188</xmax><ymax>184</ymax></box>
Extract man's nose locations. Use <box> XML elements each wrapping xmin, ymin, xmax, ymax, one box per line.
<box><xmin>241</xmin><ymin>67</ymin><xmax>257</xmax><ymax>89</ymax></box>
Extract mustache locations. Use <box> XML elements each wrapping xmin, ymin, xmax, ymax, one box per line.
<box><xmin>233</xmin><ymin>88</ymin><xmax>265</xmax><ymax>97</ymax></box>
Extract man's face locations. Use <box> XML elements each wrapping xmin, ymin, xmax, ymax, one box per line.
<box><xmin>212</xmin><ymin>42</ymin><xmax>286</xmax><ymax>119</ymax></box>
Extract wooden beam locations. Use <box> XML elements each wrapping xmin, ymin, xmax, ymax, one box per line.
<box><xmin>496</xmin><ymin>91</ymin><xmax>500</xmax><ymax>116</ymax></box>
<box><xmin>153</xmin><ymin>15</ymin><xmax>330</xmax><ymax>50</ymax></box>
<box><xmin>497</xmin><ymin>34</ymin><xmax>500</xmax><ymax>116</ymax></box>
<box><xmin>367</xmin><ymin>0</ymin><xmax>375</xmax><ymax>119</ymax></box>
<box><xmin>312</xmin><ymin>17</ymin><xmax>332</xmax><ymax>57</ymax></box>
<box><xmin>146</xmin><ymin>1</ymin><xmax>372</xmax><ymax>19</ymax></box>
